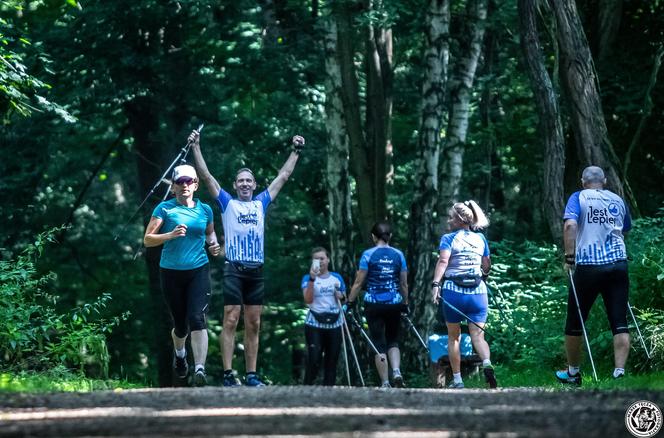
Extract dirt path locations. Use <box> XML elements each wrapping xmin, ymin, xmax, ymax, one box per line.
<box><xmin>1</xmin><ymin>386</ymin><xmax>662</xmax><ymax>437</ymax></box>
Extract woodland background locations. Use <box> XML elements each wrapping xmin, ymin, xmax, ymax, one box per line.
<box><xmin>1</xmin><ymin>0</ymin><xmax>663</xmax><ymax>387</ymax></box>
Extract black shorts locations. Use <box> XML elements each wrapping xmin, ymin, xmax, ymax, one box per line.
<box><xmin>363</xmin><ymin>302</ymin><xmax>402</xmax><ymax>354</ymax></box>
<box><xmin>160</xmin><ymin>264</ymin><xmax>211</xmax><ymax>338</ymax></box>
<box><xmin>565</xmin><ymin>261</ymin><xmax>629</xmax><ymax>336</ymax></box>
<box><xmin>223</xmin><ymin>262</ymin><xmax>264</xmax><ymax>306</ymax></box>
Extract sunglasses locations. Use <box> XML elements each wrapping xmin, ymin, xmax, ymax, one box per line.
<box><xmin>175</xmin><ymin>177</ymin><xmax>196</xmax><ymax>185</ymax></box>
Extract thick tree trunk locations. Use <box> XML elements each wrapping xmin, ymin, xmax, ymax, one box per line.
<box><xmin>406</xmin><ymin>0</ymin><xmax>451</xmax><ymax>371</ymax></box>
<box><xmin>322</xmin><ymin>17</ymin><xmax>355</xmax><ymax>278</ymax></box>
<box><xmin>550</xmin><ymin>0</ymin><xmax>624</xmax><ymax>195</ymax></box>
<box><xmin>125</xmin><ymin>97</ymin><xmax>173</xmax><ymax>387</ymax></box>
<box><xmin>439</xmin><ymin>0</ymin><xmax>488</xmax><ymax>212</ymax></box>
<box><xmin>518</xmin><ymin>0</ymin><xmax>565</xmax><ymax>239</ymax></box>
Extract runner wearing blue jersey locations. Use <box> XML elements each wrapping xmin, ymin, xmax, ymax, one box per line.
<box><xmin>431</xmin><ymin>200</ymin><xmax>496</xmax><ymax>389</ymax></box>
<box><xmin>347</xmin><ymin>222</ymin><xmax>409</xmax><ymax>388</ymax></box>
<box><xmin>143</xmin><ymin>164</ymin><xmax>222</xmax><ymax>386</ymax></box>
<box><xmin>301</xmin><ymin>247</ymin><xmax>346</xmax><ymax>385</ymax></box>
<box><xmin>189</xmin><ymin>130</ymin><xmax>304</xmax><ymax>386</ymax></box>
<box><xmin>556</xmin><ymin>166</ymin><xmax>632</xmax><ymax>385</ymax></box>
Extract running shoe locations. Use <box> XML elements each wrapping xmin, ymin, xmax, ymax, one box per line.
<box><xmin>223</xmin><ymin>371</ymin><xmax>241</xmax><ymax>387</ymax></box>
<box><xmin>448</xmin><ymin>381</ymin><xmax>465</xmax><ymax>389</ymax></box>
<box><xmin>245</xmin><ymin>373</ymin><xmax>266</xmax><ymax>387</ymax></box>
<box><xmin>555</xmin><ymin>369</ymin><xmax>582</xmax><ymax>386</ymax></box>
<box><xmin>380</xmin><ymin>381</ymin><xmax>392</xmax><ymax>388</ymax></box>
<box><xmin>193</xmin><ymin>368</ymin><xmax>207</xmax><ymax>387</ymax></box>
<box><xmin>392</xmin><ymin>370</ymin><xmax>404</xmax><ymax>388</ymax></box>
<box><xmin>173</xmin><ymin>353</ymin><xmax>188</xmax><ymax>379</ymax></box>
<box><xmin>483</xmin><ymin>366</ymin><xmax>498</xmax><ymax>389</ymax></box>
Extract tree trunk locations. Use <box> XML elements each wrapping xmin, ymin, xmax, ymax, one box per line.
<box><xmin>125</xmin><ymin>97</ymin><xmax>173</xmax><ymax>387</ymax></box>
<box><xmin>322</xmin><ymin>17</ymin><xmax>355</xmax><ymax>278</ymax></box>
<box><xmin>439</xmin><ymin>0</ymin><xmax>488</xmax><ymax>213</ymax></box>
<box><xmin>406</xmin><ymin>0</ymin><xmax>451</xmax><ymax>371</ymax></box>
<box><xmin>595</xmin><ymin>0</ymin><xmax>622</xmax><ymax>64</ymax></box>
<box><xmin>550</xmin><ymin>0</ymin><xmax>624</xmax><ymax>195</ymax></box>
<box><xmin>518</xmin><ymin>0</ymin><xmax>565</xmax><ymax>240</ymax></box>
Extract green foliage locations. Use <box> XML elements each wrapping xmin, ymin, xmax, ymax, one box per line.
<box><xmin>0</xmin><ymin>365</ymin><xmax>139</xmax><ymax>392</ymax></box>
<box><xmin>0</xmin><ymin>227</ymin><xmax>129</xmax><ymax>377</ymax></box>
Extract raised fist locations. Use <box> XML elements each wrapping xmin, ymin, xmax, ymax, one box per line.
<box><xmin>292</xmin><ymin>135</ymin><xmax>305</xmax><ymax>153</ymax></box>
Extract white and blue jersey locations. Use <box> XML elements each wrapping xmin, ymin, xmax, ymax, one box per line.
<box><xmin>217</xmin><ymin>188</ymin><xmax>271</xmax><ymax>265</ymax></box>
<box><xmin>152</xmin><ymin>198</ymin><xmax>213</xmax><ymax>270</ymax></box>
<box><xmin>359</xmin><ymin>246</ymin><xmax>407</xmax><ymax>304</ymax></box>
<box><xmin>564</xmin><ymin>189</ymin><xmax>631</xmax><ymax>265</ymax></box>
<box><xmin>439</xmin><ymin>230</ymin><xmax>490</xmax><ymax>294</ymax></box>
<box><xmin>301</xmin><ymin>273</ymin><xmax>346</xmax><ymax>329</ymax></box>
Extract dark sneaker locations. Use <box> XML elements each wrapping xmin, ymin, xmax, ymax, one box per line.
<box><xmin>392</xmin><ymin>371</ymin><xmax>404</xmax><ymax>388</ymax></box>
<box><xmin>448</xmin><ymin>381</ymin><xmax>464</xmax><ymax>389</ymax></box>
<box><xmin>245</xmin><ymin>373</ymin><xmax>266</xmax><ymax>387</ymax></box>
<box><xmin>555</xmin><ymin>369</ymin><xmax>582</xmax><ymax>386</ymax></box>
<box><xmin>173</xmin><ymin>354</ymin><xmax>188</xmax><ymax>379</ymax></box>
<box><xmin>483</xmin><ymin>366</ymin><xmax>498</xmax><ymax>389</ymax></box>
<box><xmin>223</xmin><ymin>372</ymin><xmax>241</xmax><ymax>387</ymax></box>
<box><xmin>193</xmin><ymin>369</ymin><xmax>207</xmax><ymax>387</ymax></box>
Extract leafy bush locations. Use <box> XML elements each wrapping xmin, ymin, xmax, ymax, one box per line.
<box><xmin>0</xmin><ymin>228</ymin><xmax>129</xmax><ymax>377</ymax></box>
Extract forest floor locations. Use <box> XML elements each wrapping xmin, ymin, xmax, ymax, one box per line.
<box><xmin>0</xmin><ymin>385</ymin><xmax>662</xmax><ymax>437</ymax></box>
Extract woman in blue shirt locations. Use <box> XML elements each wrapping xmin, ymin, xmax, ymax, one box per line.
<box><xmin>144</xmin><ymin>164</ymin><xmax>221</xmax><ymax>386</ymax></box>
<box><xmin>347</xmin><ymin>222</ymin><xmax>409</xmax><ymax>388</ymax></box>
<box><xmin>430</xmin><ymin>200</ymin><xmax>496</xmax><ymax>389</ymax></box>
<box><xmin>301</xmin><ymin>247</ymin><xmax>346</xmax><ymax>385</ymax></box>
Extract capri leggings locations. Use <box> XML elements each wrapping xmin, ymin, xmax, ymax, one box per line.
<box><xmin>160</xmin><ymin>264</ymin><xmax>211</xmax><ymax>338</ymax></box>
<box><xmin>363</xmin><ymin>303</ymin><xmax>402</xmax><ymax>354</ymax></box>
<box><xmin>565</xmin><ymin>261</ymin><xmax>629</xmax><ymax>336</ymax></box>
<box><xmin>304</xmin><ymin>324</ymin><xmax>342</xmax><ymax>386</ymax></box>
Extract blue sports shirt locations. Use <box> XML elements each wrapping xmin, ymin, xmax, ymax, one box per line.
<box><xmin>358</xmin><ymin>246</ymin><xmax>407</xmax><ymax>304</ymax></box>
<box><xmin>217</xmin><ymin>188</ymin><xmax>271</xmax><ymax>265</ymax></box>
<box><xmin>563</xmin><ymin>189</ymin><xmax>631</xmax><ymax>265</ymax></box>
<box><xmin>152</xmin><ymin>198</ymin><xmax>213</xmax><ymax>270</ymax></box>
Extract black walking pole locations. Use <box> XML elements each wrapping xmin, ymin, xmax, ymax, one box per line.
<box><xmin>568</xmin><ymin>270</ymin><xmax>599</xmax><ymax>381</ymax></box>
<box><xmin>114</xmin><ymin>124</ymin><xmax>204</xmax><ymax>241</ymax></box>
<box><xmin>346</xmin><ymin>311</ymin><xmax>384</xmax><ymax>359</ymax></box>
<box><xmin>628</xmin><ymin>301</ymin><xmax>653</xmax><ymax>360</ymax></box>
<box><xmin>401</xmin><ymin>314</ymin><xmax>429</xmax><ymax>352</ymax></box>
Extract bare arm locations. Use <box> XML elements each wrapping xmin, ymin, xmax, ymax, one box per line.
<box><xmin>188</xmin><ymin>130</ymin><xmax>221</xmax><ymax>199</ymax></box>
<box><xmin>143</xmin><ymin>217</ymin><xmax>185</xmax><ymax>247</ymax></box>
<box><xmin>399</xmin><ymin>271</ymin><xmax>409</xmax><ymax>304</ymax></box>
<box><xmin>348</xmin><ymin>269</ymin><xmax>367</xmax><ymax>303</ymax></box>
<box><xmin>205</xmin><ymin>222</ymin><xmax>222</xmax><ymax>257</ymax></box>
<box><xmin>432</xmin><ymin>250</ymin><xmax>451</xmax><ymax>304</ymax></box>
<box><xmin>563</xmin><ymin>219</ymin><xmax>577</xmax><ymax>256</ymax></box>
<box><xmin>267</xmin><ymin>135</ymin><xmax>304</xmax><ymax>200</ymax></box>
<box><xmin>481</xmin><ymin>255</ymin><xmax>491</xmax><ymax>277</ymax></box>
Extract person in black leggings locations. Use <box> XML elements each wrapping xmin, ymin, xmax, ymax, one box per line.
<box><xmin>301</xmin><ymin>247</ymin><xmax>346</xmax><ymax>385</ymax></box>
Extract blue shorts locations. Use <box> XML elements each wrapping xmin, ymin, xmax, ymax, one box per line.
<box><xmin>439</xmin><ymin>289</ymin><xmax>488</xmax><ymax>324</ymax></box>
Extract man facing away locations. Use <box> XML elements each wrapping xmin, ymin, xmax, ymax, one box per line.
<box><xmin>556</xmin><ymin>165</ymin><xmax>632</xmax><ymax>385</ymax></box>
<box><xmin>189</xmin><ymin>129</ymin><xmax>304</xmax><ymax>386</ymax></box>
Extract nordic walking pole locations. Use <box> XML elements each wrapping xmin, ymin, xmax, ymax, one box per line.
<box><xmin>347</xmin><ymin>312</ymin><xmax>383</xmax><ymax>358</ymax></box>
<box><xmin>337</xmin><ymin>298</ymin><xmax>352</xmax><ymax>386</ymax></box>
<box><xmin>441</xmin><ymin>297</ymin><xmax>491</xmax><ymax>336</ymax></box>
<box><xmin>401</xmin><ymin>314</ymin><xmax>429</xmax><ymax>352</ymax></box>
<box><xmin>340</xmin><ymin>309</ymin><xmax>365</xmax><ymax>386</ymax></box>
<box><xmin>628</xmin><ymin>301</ymin><xmax>652</xmax><ymax>360</ymax></box>
<box><xmin>568</xmin><ymin>270</ymin><xmax>598</xmax><ymax>381</ymax></box>
<box><xmin>115</xmin><ymin>124</ymin><xmax>204</xmax><ymax>240</ymax></box>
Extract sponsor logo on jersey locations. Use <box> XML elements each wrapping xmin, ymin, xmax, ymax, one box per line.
<box><xmin>237</xmin><ymin>212</ymin><xmax>258</xmax><ymax>226</ymax></box>
<box><xmin>587</xmin><ymin>205</ymin><xmax>616</xmax><ymax>226</ymax></box>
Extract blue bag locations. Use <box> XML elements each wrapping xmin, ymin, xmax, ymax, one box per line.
<box><xmin>428</xmin><ymin>333</ymin><xmax>474</xmax><ymax>363</ymax></box>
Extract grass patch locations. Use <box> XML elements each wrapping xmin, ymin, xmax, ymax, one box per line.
<box><xmin>0</xmin><ymin>366</ymin><xmax>140</xmax><ymax>392</ymax></box>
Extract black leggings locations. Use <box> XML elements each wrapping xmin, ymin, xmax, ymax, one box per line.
<box><xmin>160</xmin><ymin>264</ymin><xmax>211</xmax><ymax>338</ymax></box>
<box><xmin>364</xmin><ymin>303</ymin><xmax>402</xmax><ymax>354</ymax></box>
<box><xmin>304</xmin><ymin>324</ymin><xmax>342</xmax><ymax>386</ymax></box>
<box><xmin>565</xmin><ymin>261</ymin><xmax>629</xmax><ymax>336</ymax></box>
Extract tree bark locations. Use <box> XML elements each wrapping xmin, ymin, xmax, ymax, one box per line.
<box><xmin>321</xmin><ymin>17</ymin><xmax>355</xmax><ymax>278</ymax></box>
<box><xmin>549</xmin><ymin>0</ymin><xmax>624</xmax><ymax>195</ymax></box>
<box><xmin>406</xmin><ymin>0</ymin><xmax>450</xmax><ymax>370</ymax></box>
<box><xmin>439</xmin><ymin>0</ymin><xmax>488</xmax><ymax>212</ymax></box>
<box><xmin>518</xmin><ymin>0</ymin><xmax>565</xmax><ymax>239</ymax></box>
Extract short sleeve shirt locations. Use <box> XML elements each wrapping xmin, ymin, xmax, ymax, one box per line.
<box><xmin>438</xmin><ymin>230</ymin><xmax>490</xmax><ymax>278</ymax></box>
<box><xmin>563</xmin><ymin>189</ymin><xmax>631</xmax><ymax>265</ymax></box>
<box><xmin>152</xmin><ymin>198</ymin><xmax>213</xmax><ymax>270</ymax></box>
<box><xmin>301</xmin><ymin>272</ymin><xmax>346</xmax><ymax>328</ymax></box>
<box><xmin>217</xmin><ymin>188</ymin><xmax>271</xmax><ymax>264</ymax></box>
<box><xmin>358</xmin><ymin>246</ymin><xmax>407</xmax><ymax>304</ymax></box>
